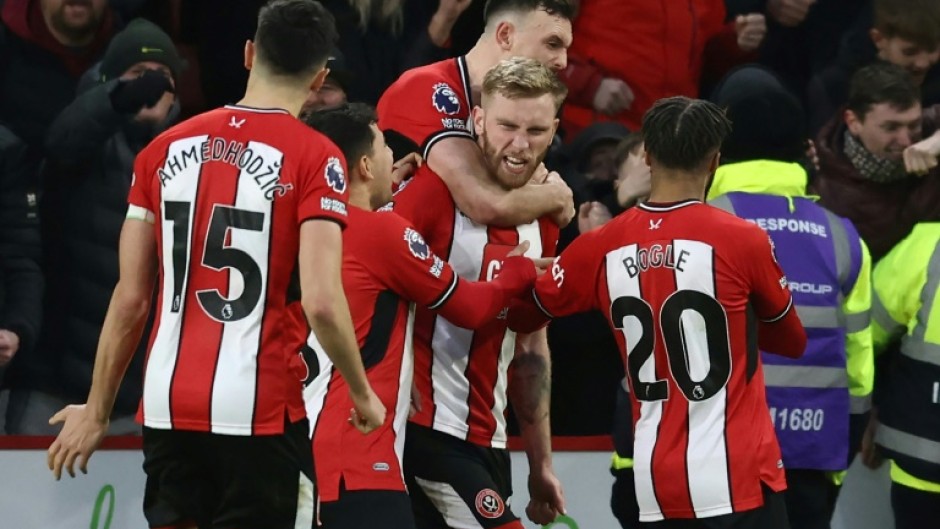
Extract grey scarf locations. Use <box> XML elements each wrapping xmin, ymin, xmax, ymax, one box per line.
<box><xmin>843</xmin><ymin>131</ymin><xmax>908</xmax><ymax>183</ymax></box>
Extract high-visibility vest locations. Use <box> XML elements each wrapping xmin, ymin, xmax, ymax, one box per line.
<box><xmin>872</xmin><ymin>223</ymin><xmax>940</xmax><ymax>489</ymax></box>
<box><xmin>709</xmin><ymin>160</ymin><xmax>874</xmax><ymax>471</ymax></box>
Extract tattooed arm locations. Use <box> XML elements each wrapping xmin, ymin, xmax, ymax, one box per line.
<box><xmin>510</xmin><ymin>329</ymin><xmax>565</xmax><ymax>524</ymax></box>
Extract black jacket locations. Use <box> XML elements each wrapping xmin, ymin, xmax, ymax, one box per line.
<box><xmin>0</xmin><ymin>125</ymin><xmax>42</xmax><ymax>357</ymax></box>
<box><xmin>321</xmin><ymin>0</ymin><xmax>452</xmax><ymax>105</ymax></box>
<box><xmin>6</xmin><ymin>69</ymin><xmax>172</xmax><ymax>413</ymax></box>
<box><xmin>0</xmin><ymin>0</ymin><xmax>115</xmax><ymax>160</ymax></box>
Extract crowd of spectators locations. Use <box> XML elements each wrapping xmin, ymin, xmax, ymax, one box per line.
<box><xmin>1</xmin><ymin>0</ymin><xmax>939</xmax><ymax>438</ymax></box>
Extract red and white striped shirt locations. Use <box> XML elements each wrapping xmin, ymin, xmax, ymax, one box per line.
<box><xmin>392</xmin><ymin>168</ymin><xmax>558</xmax><ymax>449</ymax></box>
<box><xmin>128</xmin><ymin>105</ymin><xmax>349</xmax><ymax>436</ymax></box>
<box><xmin>532</xmin><ymin>200</ymin><xmax>792</xmax><ymax>521</ymax></box>
<box><xmin>303</xmin><ymin>207</ymin><xmax>458</xmax><ymax>501</ymax></box>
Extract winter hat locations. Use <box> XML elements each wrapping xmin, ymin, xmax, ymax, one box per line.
<box><xmin>100</xmin><ymin>18</ymin><xmax>183</xmax><ymax>82</ymax></box>
<box><xmin>710</xmin><ymin>65</ymin><xmax>806</xmax><ymax>163</ymax></box>
<box><xmin>325</xmin><ymin>48</ymin><xmax>354</xmax><ymax>92</ymax></box>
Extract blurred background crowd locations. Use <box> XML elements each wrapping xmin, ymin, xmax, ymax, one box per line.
<box><xmin>0</xmin><ymin>0</ymin><xmax>939</xmax><ymax>443</ymax></box>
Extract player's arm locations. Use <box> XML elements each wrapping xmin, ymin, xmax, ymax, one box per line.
<box><xmin>375</xmin><ymin>216</ymin><xmax>538</xmax><ymax>328</ymax></box>
<box><xmin>47</xmin><ymin>217</ymin><xmax>157</xmax><ymax>480</ymax></box>
<box><xmin>427</xmin><ymin>137</ymin><xmax>574</xmax><ymax>228</ymax></box>
<box><xmin>299</xmin><ymin>219</ymin><xmax>385</xmax><ymax>433</ymax></box>
<box><xmin>434</xmin><ymin>256</ymin><xmax>536</xmax><ymax>328</ymax></box>
<box><xmin>510</xmin><ymin>329</ymin><xmax>566</xmax><ymax>525</ymax></box>
<box><xmin>747</xmin><ymin>232</ymin><xmax>807</xmax><ymax>358</ymax></box>
<box><xmin>508</xmin><ymin>228</ymin><xmax>601</xmax><ymax>333</ymax></box>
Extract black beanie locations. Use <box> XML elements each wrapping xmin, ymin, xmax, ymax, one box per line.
<box><xmin>100</xmin><ymin>18</ymin><xmax>183</xmax><ymax>82</ymax></box>
<box><xmin>710</xmin><ymin>65</ymin><xmax>806</xmax><ymax>164</ymax></box>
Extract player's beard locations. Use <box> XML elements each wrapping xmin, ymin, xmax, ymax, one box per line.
<box><xmin>49</xmin><ymin>0</ymin><xmax>102</xmax><ymax>42</ymax></box>
<box><xmin>479</xmin><ymin>130</ymin><xmax>543</xmax><ymax>190</ymax></box>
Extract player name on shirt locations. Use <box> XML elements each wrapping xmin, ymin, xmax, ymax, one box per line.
<box><xmin>157</xmin><ymin>135</ymin><xmax>292</xmax><ymax>200</ymax></box>
<box><xmin>622</xmin><ymin>242</ymin><xmax>692</xmax><ymax>278</ymax></box>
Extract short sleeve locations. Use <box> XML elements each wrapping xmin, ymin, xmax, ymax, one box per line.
<box><xmin>745</xmin><ymin>230</ymin><xmax>794</xmax><ymax>322</ymax></box>
<box><xmin>372</xmin><ymin>213</ymin><xmax>458</xmax><ymax>309</ymax></box>
<box><xmin>127</xmin><ymin>147</ymin><xmax>156</xmax><ymax>223</ymax></box>
<box><xmin>297</xmin><ymin>141</ymin><xmax>349</xmax><ymax>228</ymax></box>
<box><xmin>377</xmin><ymin>73</ymin><xmax>472</xmax><ymax>159</ymax></box>
<box><xmin>532</xmin><ymin>226</ymin><xmax>603</xmax><ymax>318</ymax></box>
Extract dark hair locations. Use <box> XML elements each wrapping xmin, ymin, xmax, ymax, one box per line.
<box><xmin>641</xmin><ymin>97</ymin><xmax>731</xmax><ymax>172</ymax></box>
<box><xmin>847</xmin><ymin>63</ymin><xmax>921</xmax><ymax>119</ymax></box>
<box><xmin>254</xmin><ymin>0</ymin><xmax>337</xmax><ymax>77</ymax></box>
<box><xmin>613</xmin><ymin>132</ymin><xmax>645</xmax><ymax>170</ymax></box>
<box><xmin>483</xmin><ymin>0</ymin><xmax>575</xmax><ymax>24</ymax></box>
<box><xmin>874</xmin><ymin>0</ymin><xmax>940</xmax><ymax>50</ymax></box>
<box><xmin>304</xmin><ymin>103</ymin><xmax>378</xmax><ymax>170</ymax></box>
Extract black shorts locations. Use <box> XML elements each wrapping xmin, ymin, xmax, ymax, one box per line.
<box><xmin>142</xmin><ymin>419</ymin><xmax>315</xmax><ymax>529</ymax></box>
<box><xmin>642</xmin><ymin>484</ymin><xmax>789</xmax><ymax>529</ymax></box>
<box><xmin>319</xmin><ymin>483</ymin><xmax>415</xmax><ymax>529</ymax></box>
<box><xmin>781</xmin><ymin>469</ymin><xmax>838</xmax><ymax>529</ymax></box>
<box><xmin>404</xmin><ymin>423</ymin><xmax>521</xmax><ymax>529</ymax></box>
<box><xmin>891</xmin><ymin>481</ymin><xmax>940</xmax><ymax>529</ymax></box>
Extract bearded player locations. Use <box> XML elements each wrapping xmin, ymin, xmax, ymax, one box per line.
<box><xmin>390</xmin><ymin>57</ymin><xmax>567</xmax><ymax>529</ymax></box>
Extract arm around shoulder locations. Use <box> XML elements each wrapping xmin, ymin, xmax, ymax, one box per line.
<box><xmin>427</xmin><ymin>137</ymin><xmax>571</xmax><ymax>227</ymax></box>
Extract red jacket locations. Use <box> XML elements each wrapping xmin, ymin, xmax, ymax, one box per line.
<box><xmin>560</xmin><ymin>0</ymin><xmax>752</xmax><ymax>137</ymax></box>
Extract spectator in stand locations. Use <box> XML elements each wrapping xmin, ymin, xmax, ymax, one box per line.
<box><xmin>299</xmin><ymin>49</ymin><xmax>352</xmax><ymax>119</ymax></box>
<box><xmin>553</xmin><ymin>121</ymin><xmax>629</xmax><ymax>246</ymax></box>
<box><xmin>559</xmin><ymin>0</ymin><xmax>767</xmax><ymax>139</ymax></box>
<box><xmin>0</xmin><ymin>18</ymin><xmax>181</xmax><ymax>436</ymax></box>
<box><xmin>183</xmin><ymin>0</ymin><xmax>472</xmax><ymax>108</ymax></box>
<box><xmin>738</xmin><ymin>0</ymin><xmax>869</xmax><ymax>97</ymax></box>
<box><xmin>0</xmin><ymin>0</ymin><xmax>116</xmax><ymax>163</ymax></box>
<box><xmin>613</xmin><ymin>133</ymin><xmax>651</xmax><ymax>210</ymax></box>
<box><xmin>0</xmin><ymin>127</ymin><xmax>42</xmax><ymax>416</ymax></box>
<box><xmin>807</xmin><ymin>0</ymin><xmax>940</xmax><ymax>134</ymax></box>
<box><xmin>319</xmin><ymin>0</ymin><xmax>474</xmax><ymax>105</ymax></box>
<box><xmin>813</xmin><ymin>62</ymin><xmax>940</xmax><ymax>261</ymax></box>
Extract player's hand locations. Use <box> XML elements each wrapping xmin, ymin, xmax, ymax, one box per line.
<box><xmin>544</xmin><ymin>172</ymin><xmax>575</xmax><ymax>228</ymax></box>
<box><xmin>526</xmin><ymin>467</ymin><xmax>566</xmax><ymax>525</ymax></box>
<box><xmin>507</xmin><ymin>240</ymin><xmax>530</xmax><ymax>258</ymax></box>
<box><xmin>0</xmin><ymin>329</ymin><xmax>21</xmax><ymax>366</ymax></box>
<box><xmin>577</xmin><ymin>201</ymin><xmax>612</xmax><ymax>233</ymax></box>
<box><xmin>349</xmin><ymin>387</ymin><xmax>386</xmax><ymax>434</ymax></box>
<box><xmin>593</xmin><ymin>78</ymin><xmax>634</xmax><ymax>115</ymax></box>
<box><xmin>391</xmin><ymin>152</ymin><xmax>423</xmax><ymax>185</ymax></box>
<box><xmin>860</xmin><ymin>412</ymin><xmax>884</xmax><ymax>469</ymax></box>
<box><xmin>47</xmin><ymin>404</ymin><xmax>109</xmax><ymax>480</ymax></box>
<box><xmin>767</xmin><ymin>0</ymin><xmax>816</xmax><ymax>27</ymax></box>
<box><xmin>735</xmin><ymin>14</ymin><xmax>767</xmax><ymax>52</ymax></box>
<box><xmin>530</xmin><ymin>257</ymin><xmax>555</xmax><ymax>276</ymax></box>
<box><xmin>903</xmin><ymin>133</ymin><xmax>940</xmax><ymax>176</ymax></box>
<box><xmin>531</xmin><ymin>163</ymin><xmax>550</xmax><ymax>185</ymax></box>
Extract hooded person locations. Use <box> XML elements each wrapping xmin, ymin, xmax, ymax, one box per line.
<box><xmin>705</xmin><ymin>65</ymin><xmax>876</xmax><ymax>529</ymax></box>
<box><xmin>0</xmin><ymin>18</ymin><xmax>183</xmax><ymax>435</ymax></box>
